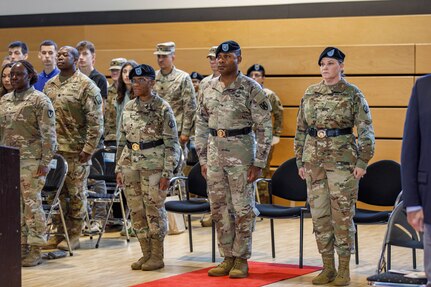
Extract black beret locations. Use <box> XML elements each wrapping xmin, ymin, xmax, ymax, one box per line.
<box><xmin>215</xmin><ymin>40</ymin><xmax>241</xmax><ymax>57</ymax></box>
<box><xmin>247</xmin><ymin>64</ymin><xmax>265</xmax><ymax>77</ymax></box>
<box><xmin>318</xmin><ymin>47</ymin><xmax>345</xmax><ymax>65</ymax></box>
<box><xmin>129</xmin><ymin>64</ymin><xmax>156</xmax><ymax>80</ymax></box>
<box><xmin>190</xmin><ymin>71</ymin><xmax>204</xmax><ymax>81</ymax></box>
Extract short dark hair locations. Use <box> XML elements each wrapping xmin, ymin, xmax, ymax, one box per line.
<box><xmin>76</xmin><ymin>40</ymin><xmax>95</xmax><ymax>54</ymax></box>
<box><xmin>40</xmin><ymin>40</ymin><xmax>58</xmax><ymax>51</ymax></box>
<box><xmin>8</xmin><ymin>41</ymin><xmax>28</xmax><ymax>55</ymax></box>
<box><xmin>15</xmin><ymin>60</ymin><xmax>38</xmax><ymax>85</ymax></box>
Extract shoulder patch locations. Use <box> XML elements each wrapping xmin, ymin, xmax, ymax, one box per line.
<box><xmin>363</xmin><ymin>104</ymin><xmax>369</xmax><ymax>113</ymax></box>
<box><xmin>94</xmin><ymin>95</ymin><xmax>103</xmax><ymax>106</ymax></box>
<box><xmin>47</xmin><ymin>109</ymin><xmax>54</xmax><ymax>118</ymax></box>
<box><xmin>259</xmin><ymin>101</ymin><xmax>269</xmax><ymax>110</ymax></box>
<box><xmin>168</xmin><ymin>119</ymin><xmax>175</xmax><ymax>128</ymax></box>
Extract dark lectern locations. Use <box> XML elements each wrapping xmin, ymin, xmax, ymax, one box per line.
<box><xmin>0</xmin><ymin>146</ymin><xmax>21</xmax><ymax>287</ymax></box>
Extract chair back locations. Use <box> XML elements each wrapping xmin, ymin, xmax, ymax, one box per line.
<box><xmin>271</xmin><ymin>158</ymin><xmax>307</xmax><ymax>202</ymax></box>
<box><xmin>89</xmin><ymin>147</ymin><xmax>117</xmax><ymax>183</ymax></box>
<box><xmin>43</xmin><ymin>154</ymin><xmax>68</xmax><ymax>194</ymax></box>
<box><xmin>358</xmin><ymin>160</ymin><xmax>401</xmax><ymax>206</ymax></box>
<box><xmin>187</xmin><ymin>163</ymin><xmax>208</xmax><ymax>198</ymax></box>
<box><xmin>386</xmin><ymin>201</ymin><xmax>424</xmax><ymax>249</ymax></box>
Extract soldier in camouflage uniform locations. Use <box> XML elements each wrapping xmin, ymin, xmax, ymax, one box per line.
<box><xmin>0</xmin><ymin>60</ymin><xmax>57</xmax><ymax>267</ymax></box>
<box><xmin>294</xmin><ymin>47</ymin><xmax>375</xmax><ymax>286</ymax></box>
<box><xmin>104</xmin><ymin>58</ymin><xmax>126</xmax><ymax>147</ymax></box>
<box><xmin>115</xmin><ymin>64</ymin><xmax>180</xmax><ymax>271</ymax></box>
<box><xmin>153</xmin><ymin>42</ymin><xmax>196</xmax><ymax>184</ymax></box>
<box><xmin>195</xmin><ymin>41</ymin><xmax>273</xmax><ymax>278</ymax></box>
<box><xmin>43</xmin><ymin>46</ymin><xmax>103</xmax><ymax>251</ymax></box>
<box><xmin>247</xmin><ymin>64</ymin><xmax>284</xmax><ymax>203</ymax></box>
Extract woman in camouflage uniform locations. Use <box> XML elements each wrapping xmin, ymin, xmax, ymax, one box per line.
<box><xmin>116</xmin><ymin>64</ymin><xmax>180</xmax><ymax>271</ymax></box>
<box><xmin>294</xmin><ymin>47</ymin><xmax>375</xmax><ymax>286</ymax></box>
<box><xmin>0</xmin><ymin>60</ymin><xmax>57</xmax><ymax>267</ymax></box>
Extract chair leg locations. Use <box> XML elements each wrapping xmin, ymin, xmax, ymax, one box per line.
<box><xmin>59</xmin><ymin>204</ymin><xmax>73</xmax><ymax>256</ymax></box>
<box><xmin>387</xmin><ymin>245</ymin><xmax>391</xmax><ymax>271</ymax></box>
<box><xmin>211</xmin><ymin>220</ymin><xmax>216</xmax><ymax>262</ymax></box>
<box><xmin>270</xmin><ymin>219</ymin><xmax>275</xmax><ymax>258</ymax></box>
<box><xmin>188</xmin><ymin>214</ymin><xmax>193</xmax><ymax>252</ymax></box>
<box><xmin>412</xmin><ymin>248</ymin><xmax>417</xmax><ymax>269</ymax></box>
<box><xmin>95</xmin><ymin>197</ymin><xmax>115</xmax><ymax>248</ymax></box>
<box><xmin>119</xmin><ymin>190</ymin><xmax>130</xmax><ymax>242</ymax></box>
<box><xmin>84</xmin><ymin>204</ymin><xmax>93</xmax><ymax>240</ymax></box>
<box><xmin>355</xmin><ymin>224</ymin><xmax>359</xmax><ymax>265</ymax></box>
<box><xmin>299</xmin><ymin>211</ymin><xmax>304</xmax><ymax>268</ymax></box>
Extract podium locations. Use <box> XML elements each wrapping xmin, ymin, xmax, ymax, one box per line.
<box><xmin>0</xmin><ymin>146</ymin><xmax>21</xmax><ymax>287</ymax></box>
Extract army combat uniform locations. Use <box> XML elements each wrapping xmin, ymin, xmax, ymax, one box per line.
<box><xmin>116</xmin><ymin>91</ymin><xmax>180</xmax><ymax>270</ymax></box>
<box><xmin>294</xmin><ymin>78</ymin><xmax>375</xmax><ymax>257</ymax></box>
<box><xmin>44</xmin><ymin>70</ymin><xmax>103</xmax><ymax>247</ymax></box>
<box><xmin>0</xmin><ymin>87</ymin><xmax>57</xmax><ymax>252</ymax></box>
<box><xmin>195</xmin><ymin>72</ymin><xmax>272</xmax><ymax>260</ymax></box>
<box><xmin>104</xmin><ymin>83</ymin><xmax>118</xmax><ymax>144</ymax></box>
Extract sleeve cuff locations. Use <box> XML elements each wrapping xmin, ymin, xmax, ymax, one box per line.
<box><xmin>253</xmin><ymin>160</ymin><xmax>266</xmax><ymax>169</ymax></box>
<box><xmin>355</xmin><ymin>159</ymin><xmax>368</xmax><ymax>170</ymax></box>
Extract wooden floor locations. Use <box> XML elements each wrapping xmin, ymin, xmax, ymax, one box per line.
<box><xmin>22</xmin><ymin>217</ymin><xmax>424</xmax><ymax>287</ymax></box>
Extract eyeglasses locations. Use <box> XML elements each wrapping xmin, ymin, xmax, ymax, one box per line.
<box><xmin>131</xmin><ymin>77</ymin><xmax>151</xmax><ymax>84</ymax></box>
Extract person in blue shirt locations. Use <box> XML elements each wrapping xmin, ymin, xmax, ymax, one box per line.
<box><xmin>34</xmin><ymin>40</ymin><xmax>60</xmax><ymax>92</ymax></box>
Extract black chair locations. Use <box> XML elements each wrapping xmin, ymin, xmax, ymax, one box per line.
<box><xmin>255</xmin><ymin>158</ymin><xmax>308</xmax><ymax>268</ymax></box>
<box><xmin>86</xmin><ymin>146</ymin><xmax>130</xmax><ymax>247</ymax></box>
<box><xmin>165</xmin><ymin>163</ymin><xmax>216</xmax><ymax>262</ymax></box>
<box><xmin>353</xmin><ymin>160</ymin><xmax>402</xmax><ymax>265</ymax></box>
<box><xmin>42</xmin><ymin>154</ymin><xmax>73</xmax><ymax>256</ymax></box>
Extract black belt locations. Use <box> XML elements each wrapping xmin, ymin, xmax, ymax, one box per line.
<box><xmin>126</xmin><ymin>139</ymin><xmax>164</xmax><ymax>151</ymax></box>
<box><xmin>307</xmin><ymin>127</ymin><xmax>352</xmax><ymax>138</ymax></box>
<box><xmin>209</xmin><ymin>127</ymin><xmax>252</xmax><ymax>138</ymax></box>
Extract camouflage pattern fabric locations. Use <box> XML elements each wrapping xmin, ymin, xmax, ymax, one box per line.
<box><xmin>294</xmin><ymin>78</ymin><xmax>375</xmax><ymax>256</ymax></box>
<box><xmin>114</xmin><ymin>91</ymin><xmax>132</xmax><ymax>145</ymax></box>
<box><xmin>0</xmin><ymin>87</ymin><xmax>57</xmax><ymax>246</ymax></box>
<box><xmin>116</xmin><ymin>93</ymin><xmax>180</xmax><ymax>241</ymax></box>
<box><xmin>263</xmin><ymin>88</ymin><xmax>284</xmax><ymax>137</ymax></box>
<box><xmin>154</xmin><ymin>66</ymin><xmax>196</xmax><ymax>137</ymax></box>
<box><xmin>104</xmin><ymin>83</ymin><xmax>118</xmax><ymax>142</ymax></box>
<box><xmin>43</xmin><ymin>70</ymin><xmax>103</xmax><ymax>155</ymax></box>
<box><xmin>195</xmin><ymin>72</ymin><xmax>273</xmax><ymax>259</ymax></box>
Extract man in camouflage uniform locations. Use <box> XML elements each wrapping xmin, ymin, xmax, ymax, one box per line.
<box><xmin>115</xmin><ymin>64</ymin><xmax>180</xmax><ymax>271</ymax></box>
<box><xmin>43</xmin><ymin>46</ymin><xmax>103</xmax><ymax>250</ymax></box>
<box><xmin>195</xmin><ymin>41</ymin><xmax>273</xmax><ymax>278</ymax></box>
<box><xmin>247</xmin><ymin>64</ymin><xmax>284</xmax><ymax>203</ymax></box>
<box><xmin>0</xmin><ymin>60</ymin><xmax>57</xmax><ymax>266</ymax></box>
<box><xmin>153</xmin><ymin>42</ymin><xmax>196</xmax><ymax>181</ymax></box>
<box><xmin>294</xmin><ymin>47</ymin><xmax>374</xmax><ymax>286</ymax></box>
<box><xmin>104</xmin><ymin>57</ymin><xmax>127</xmax><ymax>147</ymax></box>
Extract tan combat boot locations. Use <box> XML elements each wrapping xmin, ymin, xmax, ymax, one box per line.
<box><xmin>229</xmin><ymin>258</ymin><xmax>249</xmax><ymax>278</ymax></box>
<box><xmin>312</xmin><ymin>253</ymin><xmax>337</xmax><ymax>285</ymax></box>
<box><xmin>21</xmin><ymin>244</ymin><xmax>30</xmax><ymax>259</ymax></box>
<box><xmin>22</xmin><ymin>246</ymin><xmax>42</xmax><ymax>267</ymax></box>
<box><xmin>141</xmin><ymin>238</ymin><xmax>165</xmax><ymax>271</ymax></box>
<box><xmin>131</xmin><ymin>238</ymin><xmax>151</xmax><ymax>270</ymax></box>
<box><xmin>208</xmin><ymin>257</ymin><xmax>235</xmax><ymax>277</ymax></box>
<box><xmin>43</xmin><ymin>236</ymin><xmax>63</xmax><ymax>249</ymax></box>
<box><xmin>333</xmin><ymin>255</ymin><xmax>351</xmax><ymax>286</ymax></box>
<box><xmin>58</xmin><ymin>235</ymin><xmax>80</xmax><ymax>251</ymax></box>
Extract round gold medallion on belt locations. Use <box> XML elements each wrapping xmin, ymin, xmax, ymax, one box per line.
<box><xmin>131</xmin><ymin>143</ymin><xmax>140</xmax><ymax>151</ymax></box>
<box><xmin>317</xmin><ymin>130</ymin><xmax>327</xmax><ymax>139</ymax></box>
<box><xmin>217</xmin><ymin>129</ymin><xmax>226</xmax><ymax>138</ymax></box>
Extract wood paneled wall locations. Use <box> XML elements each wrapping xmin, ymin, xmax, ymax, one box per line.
<box><xmin>1</xmin><ymin>14</ymin><xmax>430</xmax><ymax>169</ymax></box>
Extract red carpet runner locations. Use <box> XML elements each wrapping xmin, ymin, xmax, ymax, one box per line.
<box><xmin>131</xmin><ymin>261</ymin><xmax>321</xmax><ymax>287</ymax></box>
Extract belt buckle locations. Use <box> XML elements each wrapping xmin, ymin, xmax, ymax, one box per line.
<box><xmin>131</xmin><ymin>143</ymin><xmax>140</xmax><ymax>151</ymax></box>
<box><xmin>217</xmin><ymin>129</ymin><xmax>226</xmax><ymax>138</ymax></box>
<box><xmin>317</xmin><ymin>129</ymin><xmax>327</xmax><ymax>139</ymax></box>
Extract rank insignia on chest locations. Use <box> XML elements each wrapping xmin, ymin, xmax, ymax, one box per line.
<box><xmin>132</xmin><ymin>143</ymin><xmax>140</xmax><ymax>151</ymax></box>
<box><xmin>47</xmin><ymin>110</ymin><xmax>54</xmax><ymax>118</ymax></box>
<box><xmin>259</xmin><ymin>101</ymin><xmax>269</xmax><ymax>110</ymax></box>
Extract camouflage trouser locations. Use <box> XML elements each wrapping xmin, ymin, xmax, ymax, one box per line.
<box><xmin>20</xmin><ymin>159</ymin><xmax>47</xmax><ymax>246</ymax></box>
<box><xmin>207</xmin><ymin>164</ymin><xmax>258</xmax><ymax>259</ymax></box>
<box><xmin>53</xmin><ymin>152</ymin><xmax>90</xmax><ymax>237</ymax></box>
<box><xmin>304</xmin><ymin>162</ymin><xmax>358</xmax><ymax>256</ymax></box>
<box><xmin>122</xmin><ymin>168</ymin><xmax>168</xmax><ymax>241</ymax></box>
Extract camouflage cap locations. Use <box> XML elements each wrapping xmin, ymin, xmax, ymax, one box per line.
<box><xmin>129</xmin><ymin>64</ymin><xmax>156</xmax><ymax>80</ymax></box>
<box><xmin>154</xmin><ymin>42</ymin><xmax>176</xmax><ymax>55</ymax></box>
<box><xmin>247</xmin><ymin>64</ymin><xmax>265</xmax><ymax>77</ymax></box>
<box><xmin>207</xmin><ymin>46</ymin><xmax>218</xmax><ymax>58</ymax></box>
<box><xmin>109</xmin><ymin>57</ymin><xmax>127</xmax><ymax>70</ymax></box>
<box><xmin>190</xmin><ymin>71</ymin><xmax>203</xmax><ymax>81</ymax></box>
<box><xmin>215</xmin><ymin>40</ymin><xmax>241</xmax><ymax>57</ymax></box>
<box><xmin>318</xmin><ymin>47</ymin><xmax>345</xmax><ymax>65</ymax></box>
